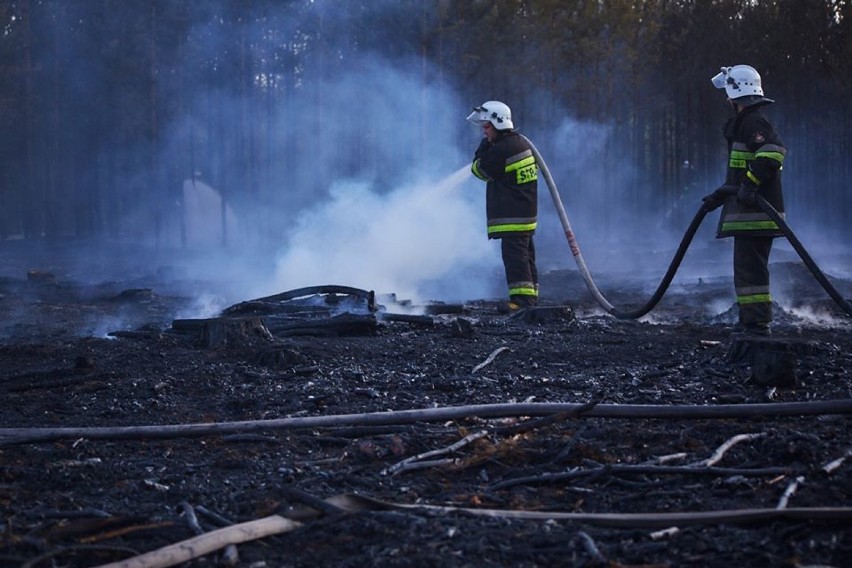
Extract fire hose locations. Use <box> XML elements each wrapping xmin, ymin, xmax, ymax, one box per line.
<box><xmin>520</xmin><ymin>134</ymin><xmax>852</xmax><ymax>320</ymax></box>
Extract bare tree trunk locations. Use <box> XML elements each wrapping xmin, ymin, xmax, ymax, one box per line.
<box><xmin>22</xmin><ymin>0</ymin><xmax>37</xmax><ymax>239</ymax></box>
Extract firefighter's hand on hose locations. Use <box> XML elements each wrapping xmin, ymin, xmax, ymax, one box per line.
<box><xmin>474</xmin><ymin>138</ymin><xmax>493</xmax><ymax>158</ymax></box>
<box><xmin>701</xmin><ymin>185</ymin><xmax>734</xmax><ymax>211</ymax></box>
<box><xmin>737</xmin><ymin>180</ymin><xmax>758</xmax><ymax>206</ymax></box>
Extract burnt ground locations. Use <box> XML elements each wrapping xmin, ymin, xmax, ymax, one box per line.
<box><xmin>1</xmin><ymin>242</ymin><xmax>851</xmax><ymax>568</ymax></box>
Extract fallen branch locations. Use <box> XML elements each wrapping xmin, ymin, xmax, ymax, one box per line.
<box><xmin>22</xmin><ymin>545</ymin><xmax>140</xmax><ymax>568</ymax></box>
<box><xmin>643</xmin><ymin>453</ymin><xmax>688</xmax><ymax>465</ymax></box>
<box><xmin>3</xmin><ymin>399</ymin><xmax>852</xmax><ymax>446</ymax></box>
<box><xmin>381</xmin><ymin>430</ymin><xmax>488</xmax><ymax>476</ymax></box>
<box><xmin>94</xmin><ymin>515</ymin><xmax>302</xmax><ymax>568</ymax></box>
<box><xmin>822</xmin><ymin>448</ymin><xmax>852</xmax><ymax>474</ymax></box>
<box><xmin>296</xmin><ymin>493</ymin><xmax>852</xmax><ymax>528</ymax></box>
<box><xmin>497</xmin><ymin>400</ymin><xmax>600</xmax><ymax>436</ymax></box>
<box><xmin>488</xmin><ymin>464</ymin><xmax>791</xmax><ymax>491</ymax></box>
<box><xmin>222</xmin><ymin>285</ymin><xmax>376</xmax><ymax>315</ymax></box>
<box><xmin>776</xmin><ymin>476</ymin><xmax>805</xmax><ymax>510</ymax></box>
<box><xmin>383</xmin><ymin>402</ymin><xmax>599</xmax><ymax>476</ymax></box>
<box><xmin>576</xmin><ymin>531</ymin><xmax>607</xmax><ymax>565</ymax></box>
<box><xmin>281</xmin><ymin>486</ymin><xmax>345</xmax><ymax>517</ymax></box>
<box><xmin>180</xmin><ymin>503</ymin><xmax>204</xmax><ymax>535</ymax></box>
<box><xmin>649</xmin><ymin>526</ymin><xmax>680</xmax><ymax>540</ymax></box>
<box><xmin>472</xmin><ymin>346</ymin><xmax>510</xmax><ymax>373</ymax></box>
<box><xmin>384</xmin><ymin>457</ymin><xmax>458</xmax><ymax>474</ymax></box>
<box><xmin>691</xmin><ymin>432</ymin><xmax>768</xmax><ymax>467</ymax></box>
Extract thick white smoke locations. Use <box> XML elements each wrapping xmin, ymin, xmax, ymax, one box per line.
<box><xmin>267</xmin><ymin>166</ymin><xmax>498</xmax><ymax>303</ymax></box>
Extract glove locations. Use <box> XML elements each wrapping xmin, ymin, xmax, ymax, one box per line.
<box><xmin>474</xmin><ymin>138</ymin><xmax>493</xmax><ymax>158</ymax></box>
<box><xmin>701</xmin><ymin>185</ymin><xmax>735</xmax><ymax>211</ymax></box>
<box><xmin>737</xmin><ymin>180</ymin><xmax>758</xmax><ymax>207</ymax></box>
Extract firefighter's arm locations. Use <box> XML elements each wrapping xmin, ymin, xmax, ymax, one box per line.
<box><xmin>740</xmin><ymin>143</ymin><xmax>785</xmax><ymax>206</ymax></box>
<box><xmin>474</xmin><ymin>137</ymin><xmax>492</xmax><ymax>158</ymax></box>
<box><xmin>746</xmin><ymin>142</ymin><xmax>786</xmax><ymax>187</ymax></box>
<box><xmin>471</xmin><ymin>138</ymin><xmax>496</xmax><ymax>181</ymax></box>
<box><xmin>744</xmin><ymin>117</ymin><xmax>786</xmax><ymax>189</ymax></box>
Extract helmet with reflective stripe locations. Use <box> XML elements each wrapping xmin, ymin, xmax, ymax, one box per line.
<box><xmin>711</xmin><ymin>65</ymin><xmax>774</xmax><ymax>106</ymax></box>
<box><xmin>466</xmin><ymin>100</ymin><xmax>514</xmax><ymax>130</ymax></box>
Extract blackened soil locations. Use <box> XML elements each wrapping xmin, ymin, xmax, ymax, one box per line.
<box><xmin>1</xmin><ymin>259</ymin><xmax>851</xmax><ymax>568</ymax></box>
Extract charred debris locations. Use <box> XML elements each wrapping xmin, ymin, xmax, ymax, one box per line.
<box><xmin>1</xmin><ymin>270</ymin><xmax>852</xmax><ymax>567</ymax></box>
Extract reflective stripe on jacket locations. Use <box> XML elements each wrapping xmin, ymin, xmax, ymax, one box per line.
<box><xmin>471</xmin><ymin>131</ymin><xmax>538</xmax><ymax>239</ymax></box>
<box><xmin>717</xmin><ymin>105</ymin><xmax>787</xmax><ymax>238</ymax></box>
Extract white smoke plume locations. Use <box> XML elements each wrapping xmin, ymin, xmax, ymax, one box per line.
<box><xmin>267</xmin><ymin>166</ymin><xmax>498</xmax><ymax>303</ymax></box>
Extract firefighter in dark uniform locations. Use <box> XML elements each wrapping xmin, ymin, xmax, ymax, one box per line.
<box><xmin>467</xmin><ymin>101</ymin><xmax>539</xmax><ymax>312</ymax></box>
<box><xmin>702</xmin><ymin>65</ymin><xmax>787</xmax><ymax>335</ymax></box>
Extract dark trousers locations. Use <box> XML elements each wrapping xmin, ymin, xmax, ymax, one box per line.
<box><xmin>733</xmin><ymin>236</ymin><xmax>773</xmax><ymax>325</ymax></box>
<box><xmin>501</xmin><ymin>235</ymin><xmax>538</xmax><ymax>306</ymax></box>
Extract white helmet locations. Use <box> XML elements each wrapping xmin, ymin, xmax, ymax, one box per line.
<box><xmin>466</xmin><ymin>100</ymin><xmax>514</xmax><ymax>130</ymax></box>
<box><xmin>711</xmin><ymin>65</ymin><xmax>773</xmax><ymax>105</ymax></box>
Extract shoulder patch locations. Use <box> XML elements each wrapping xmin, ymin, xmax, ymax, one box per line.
<box><xmin>753</xmin><ymin>131</ymin><xmax>765</xmax><ymax>144</ymax></box>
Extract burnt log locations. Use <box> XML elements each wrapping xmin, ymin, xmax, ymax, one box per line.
<box><xmin>266</xmin><ymin>313</ymin><xmax>378</xmax><ymax>337</ymax></box>
<box><xmin>377</xmin><ymin>313</ymin><xmax>435</xmax><ymax>326</ymax></box>
<box><xmin>423</xmin><ymin>303</ymin><xmax>466</xmax><ymax>315</ymax></box>
<box><xmin>727</xmin><ymin>336</ymin><xmax>820</xmax><ymax>387</ymax></box>
<box><xmin>172</xmin><ymin>317</ymin><xmax>273</xmax><ymax>348</ymax></box>
<box><xmin>222</xmin><ymin>285</ymin><xmax>376</xmax><ymax>316</ymax></box>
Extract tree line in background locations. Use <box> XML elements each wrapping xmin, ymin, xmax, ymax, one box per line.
<box><xmin>1</xmin><ymin>0</ymin><xmax>850</xmax><ymax>244</ymax></box>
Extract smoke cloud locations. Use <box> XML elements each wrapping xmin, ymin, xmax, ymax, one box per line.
<box><xmin>267</xmin><ymin>166</ymin><xmax>497</xmax><ymax>303</ymax></box>
<box><xmin>5</xmin><ymin>1</ymin><xmax>848</xmax><ymax>324</ymax></box>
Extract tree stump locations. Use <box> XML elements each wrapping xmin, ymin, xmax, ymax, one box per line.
<box><xmin>726</xmin><ymin>336</ymin><xmax>819</xmax><ymax>387</ymax></box>
<box><xmin>175</xmin><ymin>317</ymin><xmax>274</xmax><ymax>348</ymax></box>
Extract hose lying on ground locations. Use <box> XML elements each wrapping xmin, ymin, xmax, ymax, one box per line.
<box><xmin>521</xmin><ymin>134</ymin><xmax>852</xmax><ymax>320</ymax></box>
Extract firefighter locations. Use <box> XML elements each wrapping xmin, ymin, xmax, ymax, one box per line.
<box><xmin>702</xmin><ymin>65</ymin><xmax>787</xmax><ymax>335</ymax></box>
<box><xmin>467</xmin><ymin>101</ymin><xmax>539</xmax><ymax>313</ymax></box>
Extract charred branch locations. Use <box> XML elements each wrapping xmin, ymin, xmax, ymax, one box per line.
<box><xmin>3</xmin><ymin>399</ymin><xmax>852</xmax><ymax>447</ymax></box>
<box><xmin>267</xmin><ymin>313</ymin><xmax>379</xmax><ymax>337</ymax></box>
<box><xmin>222</xmin><ymin>285</ymin><xmax>376</xmax><ymax>316</ymax></box>
<box><xmin>488</xmin><ymin>464</ymin><xmax>793</xmax><ymax>491</ymax></box>
<box><xmin>93</xmin><ymin>515</ymin><xmax>302</xmax><ymax>568</ymax></box>
<box><xmin>292</xmin><ymin>493</ymin><xmax>852</xmax><ymax>528</ymax></box>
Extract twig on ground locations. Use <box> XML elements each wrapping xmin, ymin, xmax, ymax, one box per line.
<box><xmin>386</xmin><ymin>458</ymin><xmax>459</xmax><ymax>474</ymax></box>
<box><xmin>497</xmin><ymin>400</ymin><xmax>600</xmax><ymax>436</ymax></box>
<box><xmin>219</xmin><ymin>544</ymin><xmax>239</xmax><ymax>567</ymax></box>
<box><xmin>822</xmin><ymin>448</ymin><xmax>852</xmax><ymax>474</ymax></box>
<box><xmin>489</xmin><ymin>464</ymin><xmax>790</xmax><ymax>491</ymax></box>
<box><xmin>691</xmin><ymin>432</ymin><xmax>768</xmax><ymax>467</ymax></box>
<box><xmin>94</xmin><ymin>515</ymin><xmax>301</xmax><ymax>568</ymax></box>
<box><xmin>385</xmin><ymin>399</ymin><xmax>600</xmax><ymax>476</ymax></box>
<box><xmin>776</xmin><ymin>476</ymin><xmax>805</xmax><ymax>509</ymax></box>
<box><xmin>194</xmin><ymin>506</ymin><xmax>235</xmax><ymax>528</ymax></box>
<box><xmin>550</xmin><ymin>423</ymin><xmax>588</xmax><ymax>465</ymax></box>
<box><xmin>180</xmin><ymin>503</ymin><xmax>204</xmax><ymax>535</ymax></box>
<box><xmin>472</xmin><ymin>346</ymin><xmax>510</xmax><ymax>374</ymax></box>
<box><xmin>576</xmin><ymin>531</ymin><xmax>607</xmax><ymax>565</ymax></box>
<box><xmin>281</xmin><ymin>486</ymin><xmax>345</xmax><ymax>517</ymax></box>
<box><xmin>181</xmin><ymin>503</ymin><xmax>239</xmax><ymax>567</ymax></box>
<box><xmin>382</xmin><ymin>430</ymin><xmax>488</xmax><ymax>476</ymax></box>
<box><xmin>649</xmin><ymin>526</ymin><xmax>680</xmax><ymax>540</ymax></box>
<box><xmin>643</xmin><ymin>453</ymin><xmax>688</xmax><ymax>465</ymax></box>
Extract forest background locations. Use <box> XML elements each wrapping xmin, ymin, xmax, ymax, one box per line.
<box><xmin>0</xmin><ymin>0</ymin><xmax>850</xmax><ymax>300</ymax></box>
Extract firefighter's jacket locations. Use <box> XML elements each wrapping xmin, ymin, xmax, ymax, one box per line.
<box><xmin>470</xmin><ymin>131</ymin><xmax>538</xmax><ymax>239</ymax></box>
<box><xmin>717</xmin><ymin>104</ymin><xmax>787</xmax><ymax>238</ymax></box>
